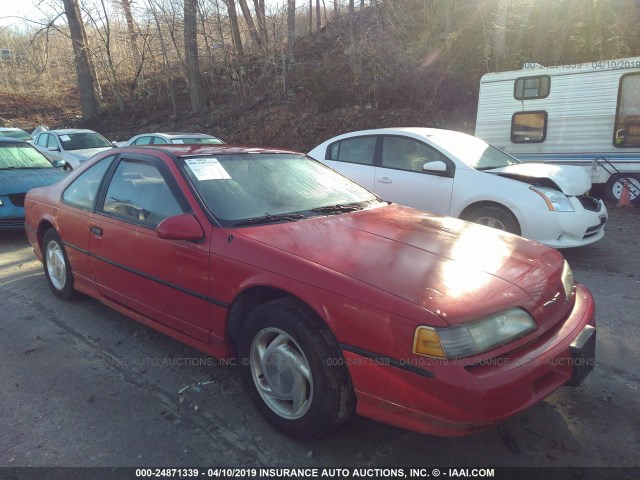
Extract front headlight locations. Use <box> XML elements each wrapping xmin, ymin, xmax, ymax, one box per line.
<box><xmin>561</xmin><ymin>260</ymin><xmax>575</xmax><ymax>299</ymax></box>
<box><xmin>413</xmin><ymin>308</ymin><xmax>536</xmax><ymax>359</ymax></box>
<box><xmin>530</xmin><ymin>186</ymin><xmax>574</xmax><ymax>212</ymax></box>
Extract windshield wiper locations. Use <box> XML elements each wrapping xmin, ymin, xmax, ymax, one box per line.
<box><xmin>233</xmin><ymin>213</ymin><xmax>305</xmax><ymax>226</ymax></box>
<box><xmin>310</xmin><ymin>203</ymin><xmax>366</xmax><ymax>214</ymax></box>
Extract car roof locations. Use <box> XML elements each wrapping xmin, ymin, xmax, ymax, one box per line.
<box><xmin>123</xmin><ymin>145</ymin><xmax>299</xmax><ymax>157</ymax></box>
<box><xmin>46</xmin><ymin>129</ymin><xmax>100</xmax><ymax>135</ymax></box>
<box><xmin>333</xmin><ymin>127</ymin><xmax>467</xmax><ymax>138</ymax></box>
<box><xmin>0</xmin><ymin>138</ymin><xmax>29</xmax><ymax>144</ymax></box>
<box><xmin>130</xmin><ymin>132</ymin><xmax>219</xmax><ymax>139</ymax></box>
<box><xmin>158</xmin><ymin>132</ymin><xmax>214</xmax><ymax>137</ymax></box>
<box><xmin>0</xmin><ymin>127</ymin><xmax>28</xmax><ymax>132</ymax></box>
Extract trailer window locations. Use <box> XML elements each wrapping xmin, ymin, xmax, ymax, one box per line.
<box><xmin>514</xmin><ymin>76</ymin><xmax>550</xmax><ymax>100</ymax></box>
<box><xmin>511</xmin><ymin>111</ymin><xmax>547</xmax><ymax>143</ymax></box>
<box><xmin>614</xmin><ymin>73</ymin><xmax>640</xmax><ymax>148</ymax></box>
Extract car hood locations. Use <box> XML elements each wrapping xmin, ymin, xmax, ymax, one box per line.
<box><xmin>69</xmin><ymin>147</ymin><xmax>113</xmax><ymax>161</ymax></box>
<box><xmin>236</xmin><ymin>205</ymin><xmax>564</xmax><ymax>326</ymax></box>
<box><xmin>0</xmin><ymin>168</ymin><xmax>65</xmax><ymax>194</ymax></box>
<box><xmin>488</xmin><ymin>163</ymin><xmax>591</xmax><ymax>196</ymax></box>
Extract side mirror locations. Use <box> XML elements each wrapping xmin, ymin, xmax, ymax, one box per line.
<box><xmin>422</xmin><ymin>160</ymin><xmax>448</xmax><ymax>174</ymax></box>
<box><xmin>156</xmin><ymin>214</ymin><xmax>204</xmax><ymax>242</ymax></box>
<box><xmin>52</xmin><ymin>159</ymin><xmax>65</xmax><ymax>168</ymax></box>
<box><xmin>48</xmin><ymin>146</ymin><xmax>60</xmax><ymax>152</ymax></box>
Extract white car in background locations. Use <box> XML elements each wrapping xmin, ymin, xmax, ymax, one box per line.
<box><xmin>117</xmin><ymin>132</ymin><xmax>225</xmax><ymax>147</ymax></box>
<box><xmin>32</xmin><ymin>128</ymin><xmax>115</xmax><ymax>171</ymax></box>
<box><xmin>308</xmin><ymin>128</ymin><xmax>608</xmax><ymax>248</ymax></box>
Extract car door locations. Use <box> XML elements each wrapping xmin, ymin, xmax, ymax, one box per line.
<box><xmin>57</xmin><ymin>155</ymin><xmax>117</xmax><ymax>295</ymax></box>
<box><xmin>45</xmin><ymin>134</ymin><xmax>67</xmax><ymax>164</ymax></box>
<box><xmin>33</xmin><ymin>133</ymin><xmax>58</xmax><ymax>162</ymax></box>
<box><xmin>373</xmin><ymin>135</ymin><xmax>455</xmax><ymax>215</ymax></box>
<box><xmin>320</xmin><ymin>135</ymin><xmax>377</xmax><ymax>191</ymax></box>
<box><xmin>90</xmin><ymin>153</ymin><xmax>213</xmax><ymax>342</ymax></box>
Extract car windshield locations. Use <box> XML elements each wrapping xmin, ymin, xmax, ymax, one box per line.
<box><xmin>433</xmin><ymin>133</ymin><xmax>521</xmax><ymax>170</ymax></box>
<box><xmin>0</xmin><ymin>143</ymin><xmax>54</xmax><ymax>169</ymax></box>
<box><xmin>60</xmin><ymin>132</ymin><xmax>112</xmax><ymax>151</ymax></box>
<box><xmin>179</xmin><ymin>153</ymin><xmax>380</xmax><ymax>225</ymax></box>
<box><xmin>0</xmin><ymin>129</ymin><xmax>31</xmax><ymax>141</ymax></box>
<box><xmin>171</xmin><ymin>137</ymin><xmax>224</xmax><ymax>145</ymax></box>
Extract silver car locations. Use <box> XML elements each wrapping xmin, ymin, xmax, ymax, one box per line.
<box><xmin>32</xmin><ymin>128</ymin><xmax>115</xmax><ymax>171</ymax></box>
<box><xmin>118</xmin><ymin>132</ymin><xmax>225</xmax><ymax>147</ymax></box>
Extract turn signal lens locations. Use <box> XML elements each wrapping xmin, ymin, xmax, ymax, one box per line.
<box><xmin>413</xmin><ymin>326</ymin><xmax>446</xmax><ymax>358</ymax></box>
<box><xmin>561</xmin><ymin>260</ymin><xmax>575</xmax><ymax>299</ymax></box>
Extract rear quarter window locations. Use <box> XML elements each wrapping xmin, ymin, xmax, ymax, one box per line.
<box><xmin>327</xmin><ymin>136</ymin><xmax>377</xmax><ymax>165</ymax></box>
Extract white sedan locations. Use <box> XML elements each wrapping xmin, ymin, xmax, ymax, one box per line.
<box><xmin>308</xmin><ymin>128</ymin><xmax>608</xmax><ymax>248</ymax></box>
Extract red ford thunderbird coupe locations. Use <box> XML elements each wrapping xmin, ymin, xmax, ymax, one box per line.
<box><xmin>24</xmin><ymin>145</ymin><xmax>596</xmax><ymax>439</ymax></box>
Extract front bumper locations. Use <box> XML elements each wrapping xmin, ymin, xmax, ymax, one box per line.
<box><xmin>344</xmin><ymin>284</ymin><xmax>596</xmax><ymax>437</ymax></box>
<box><xmin>519</xmin><ymin>197</ymin><xmax>607</xmax><ymax>248</ymax></box>
<box><xmin>0</xmin><ymin>195</ymin><xmax>25</xmax><ymax>229</ymax></box>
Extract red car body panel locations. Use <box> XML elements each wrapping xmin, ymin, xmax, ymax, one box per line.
<box><xmin>24</xmin><ymin>145</ymin><xmax>597</xmax><ymax>437</ymax></box>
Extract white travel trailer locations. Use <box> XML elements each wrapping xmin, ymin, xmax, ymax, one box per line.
<box><xmin>475</xmin><ymin>57</ymin><xmax>640</xmax><ymax>203</ymax></box>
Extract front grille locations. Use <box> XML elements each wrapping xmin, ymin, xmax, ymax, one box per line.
<box><xmin>0</xmin><ymin>217</ymin><xmax>25</xmax><ymax>228</ymax></box>
<box><xmin>584</xmin><ymin>224</ymin><xmax>604</xmax><ymax>238</ymax></box>
<box><xmin>8</xmin><ymin>193</ymin><xmax>26</xmax><ymax>207</ymax></box>
<box><xmin>577</xmin><ymin>195</ymin><xmax>601</xmax><ymax>212</ymax></box>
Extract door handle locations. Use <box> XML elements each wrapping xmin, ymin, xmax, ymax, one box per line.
<box><xmin>377</xmin><ymin>177</ymin><xmax>392</xmax><ymax>184</ymax></box>
<box><xmin>90</xmin><ymin>226</ymin><xmax>103</xmax><ymax>236</ymax></box>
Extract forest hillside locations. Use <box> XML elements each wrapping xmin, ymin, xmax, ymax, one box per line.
<box><xmin>0</xmin><ymin>0</ymin><xmax>638</xmax><ymax>151</ymax></box>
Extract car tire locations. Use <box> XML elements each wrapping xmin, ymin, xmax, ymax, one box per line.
<box><xmin>42</xmin><ymin>229</ymin><xmax>78</xmax><ymax>301</ymax></box>
<box><xmin>238</xmin><ymin>297</ymin><xmax>355</xmax><ymax>439</ymax></box>
<box><xmin>604</xmin><ymin>174</ymin><xmax>640</xmax><ymax>204</ymax></box>
<box><xmin>463</xmin><ymin>205</ymin><xmax>521</xmax><ymax>235</ymax></box>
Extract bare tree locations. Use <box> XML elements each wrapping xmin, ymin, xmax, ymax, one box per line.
<box><xmin>225</xmin><ymin>0</ymin><xmax>244</xmax><ymax>56</ymax></box>
<box><xmin>308</xmin><ymin>0</ymin><xmax>313</xmax><ymax>33</ymax></box>
<box><xmin>287</xmin><ymin>0</ymin><xmax>295</xmax><ymax>55</ymax></box>
<box><xmin>493</xmin><ymin>0</ymin><xmax>508</xmax><ymax>68</ymax></box>
<box><xmin>62</xmin><ymin>0</ymin><xmax>99</xmax><ymax>119</ymax></box>
<box><xmin>551</xmin><ymin>0</ymin><xmax>581</xmax><ymax>63</ymax></box>
<box><xmin>83</xmin><ymin>0</ymin><xmax>125</xmax><ymax>112</ymax></box>
<box><xmin>443</xmin><ymin>1</ymin><xmax>452</xmax><ymax>49</ymax></box>
<box><xmin>315</xmin><ymin>0</ymin><xmax>321</xmax><ymax>31</ymax></box>
<box><xmin>238</xmin><ymin>0</ymin><xmax>263</xmax><ymax>47</ymax></box>
<box><xmin>146</xmin><ymin>0</ymin><xmax>177</xmax><ymax>117</ymax></box>
<box><xmin>348</xmin><ymin>0</ymin><xmax>355</xmax><ymax>37</ymax></box>
<box><xmin>253</xmin><ymin>0</ymin><xmax>268</xmax><ymax>43</ymax></box>
<box><xmin>120</xmin><ymin>0</ymin><xmax>141</xmax><ymax>67</ymax></box>
<box><xmin>185</xmin><ymin>0</ymin><xmax>207</xmax><ymax>112</ymax></box>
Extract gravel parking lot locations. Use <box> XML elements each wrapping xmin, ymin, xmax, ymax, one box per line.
<box><xmin>0</xmin><ymin>205</ymin><xmax>639</xmax><ymax>470</ymax></box>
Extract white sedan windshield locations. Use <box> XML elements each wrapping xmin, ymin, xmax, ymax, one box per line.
<box><xmin>433</xmin><ymin>133</ymin><xmax>520</xmax><ymax>170</ymax></box>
